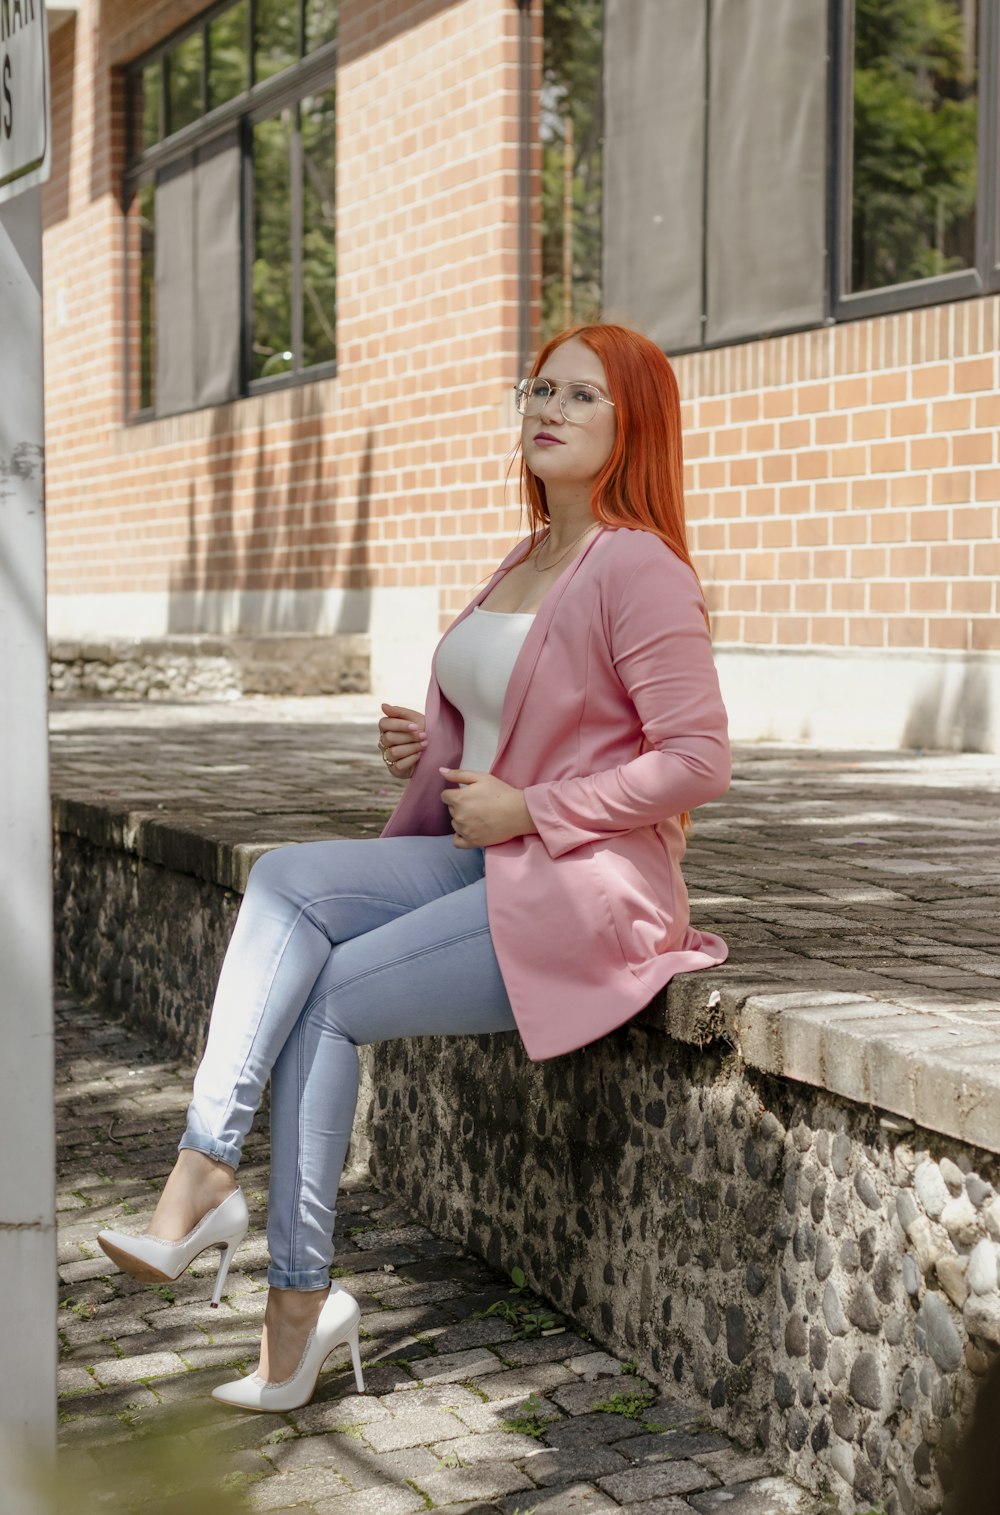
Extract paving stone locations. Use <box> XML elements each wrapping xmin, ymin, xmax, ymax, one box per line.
<box><xmin>429</xmin><ymin>1316</ymin><xmax>519</xmax><ymax>1353</ymax></box>
<box><xmin>305</xmin><ymin>1485</ymin><xmax>429</xmax><ymax>1515</ymax></box>
<box><xmin>57</xmin><ymin>1363</ymin><xmax>96</xmax><ymax>1393</ymax></box>
<box><xmin>619</xmin><ymin>1428</ymin><xmax>732</xmax><ymax>1463</ymax></box>
<box><xmin>408</xmin><ymin>1461</ymin><xmax>536</xmax><ymax>1505</ymax></box>
<box><xmin>516</xmin><ymin>1442</ymin><xmax>632</xmax><ymax>1487</ymax></box>
<box><xmin>542</xmin><ymin>1411</ymin><xmax>655</xmax><ymax>1450</ymax></box>
<box><xmin>447</xmin><ymin>1392</ymin><xmax>563</xmax><ymax>1435</ymax></box>
<box><xmin>416</xmin><ymin>1347</ymin><xmax>509</xmax><ymax>1384</ymax></box>
<box><xmin>286</xmin><ymin>1392</ymin><xmax>393</xmax><ymax>1434</ymax></box>
<box><xmin>362</xmin><ymin>1405</ymin><xmax>469</xmax><ymax>1452</ymax></box>
<box><xmin>496</xmin><ymin>1333</ymin><xmax>596</xmax><ymax>1367</ymax></box>
<box><xmin>498</xmin><ymin>1487</ymin><xmax>620</xmax><ymax>1514</ymax></box>
<box><xmin>692</xmin><ymin>1448</ymin><xmax>774</xmax><ymax>1484</ymax></box>
<box><xmin>614</xmin><ymin>1503</ymin><xmax>691</xmax><ymax>1515</ymax></box>
<box><xmin>598</xmin><ymin>1460</ymin><xmax>719</xmax><ymax>1502</ymax></box>
<box><xmin>686</xmin><ymin>1475</ymin><xmax>817</xmax><ymax>1514</ymax></box>
<box><xmin>475</xmin><ymin>1363</ymin><xmax>579</xmax><ymax>1403</ymax></box>
<box><xmin>564</xmin><ymin>1351</ymin><xmax>625</xmax><ymax>1380</ymax></box>
<box><xmin>428</xmin><ymin>1429</ymin><xmax>548</xmax><ymax>1465</ymax></box>
<box><xmin>87</xmin><ymin>1350</ymin><xmax>190</xmax><ymax>1386</ymax></box>
<box><xmin>549</xmin><ymin>1373</ymin><xmax>652</xmax><ymax>1417</ymax></box>
<box><xmin>378</xmin><ymin>1383</ymin><xmax>502</xmax><ymax>1417</ymax></box>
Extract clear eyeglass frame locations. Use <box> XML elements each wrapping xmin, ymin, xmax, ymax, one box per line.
<box><xmin>515</xmin><ymin>377</ymin><xmax>616</xmax><ymax>426</ymax></box>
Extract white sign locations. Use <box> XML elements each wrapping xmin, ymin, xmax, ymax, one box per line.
<box><xmin>0</xmin><ymin>0</ymin><xmax>50</xmax><ymax>205</ymax></box>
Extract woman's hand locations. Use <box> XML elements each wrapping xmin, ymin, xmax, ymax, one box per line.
<box><xmin>439</xmin><ymin>769</ymin><xmax>539</xmax><ymax>848</ymax></box>
<box><xmin>378</xmin><ymin>703</ymin><xmax>427</xmax><ymax>779</ymax></box>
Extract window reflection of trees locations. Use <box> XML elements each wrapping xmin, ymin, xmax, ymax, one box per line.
<box><xmin>302</xmin><ymin>89</ymin><xmax>337</xmax><ymax>368</ymax></box>
<box><xmin>541</xmin><ymin>0</ymin><xmax>603</xmax><ymax>343</ymax></box>
<box><xmin>138</xmin><ymin>184</ymin><xmax>156</xmax><ymax>412</ymax></box>
<box><xmin>851</xmin><ymin>0</ymin><xmax>978</xmax><ymax>292</ymax></box>
<box><xmin>167</xmin><ymin>31</ymin><xmax>203</xmax><ymax>134</ymax></box>
<box><xmin>252</xmin><ymin>90</ymin><xmax>336</xmax><ymax>379</ymax></box>
<box><xmin>255</xmin><ymin>0</ymin><xmax>299</xmax><ymax>83</ymax></box>
<box><xmin>253</xmin><ymin>110</ymin><xmax>295</xmax><ymax>378</ymax></box>
<box><xmin>208</xmin><ymin>0</ymin><xmax>249</xmax><ymax>110</ymax></box>
<box><xmin>305</xmin><ymin>0</ymin><xmax>338</xmax><ymax>52</ymax></box>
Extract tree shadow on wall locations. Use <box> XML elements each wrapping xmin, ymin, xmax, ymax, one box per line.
<box><xmin>901</xmin><ymin>659</ymin><xmax>993</xmax><ymax>753</ymax></box>
<box><xmin>165</xmin><ymin>393</ymin><xmax>374</xmax><ymax>638</ymax></box>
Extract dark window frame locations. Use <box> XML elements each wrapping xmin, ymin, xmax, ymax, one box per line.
<box><xmin>122</xmin><ymin>0</ymin><xmax>337</xmax><ymax>423</ymax></box>
<box><xmin>831</xmin><ymin>0</ymin><xmax>1000</xmax><ymax>323</ymax></box>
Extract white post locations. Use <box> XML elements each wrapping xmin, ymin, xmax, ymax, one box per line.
<box><xmin>1</xmin><ymin>4</ymin><xmax>57</xmax><ymax>1508</ymax></box>
<box><xmin>0</xmin><ymin>179</ymin><xmax>56</xmax><ymax>1514</ymax></box>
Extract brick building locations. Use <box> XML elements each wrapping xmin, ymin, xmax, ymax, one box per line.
<box><xmin>40</xmin><ymin>0</ymin><xmax>1000</xmax><ymax>750</ymax></box>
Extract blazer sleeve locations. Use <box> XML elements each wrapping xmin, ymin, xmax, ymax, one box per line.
<box><xmin>522</xmin><ymin>548</ymin><xmax>731</xmax><ymax>859</ymax></box>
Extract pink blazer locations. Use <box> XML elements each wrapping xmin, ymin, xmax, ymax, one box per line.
<box><xmin>381</xmin><ymin>525</ymin><xmax>731</xmax><ymax>1060</ymax></box>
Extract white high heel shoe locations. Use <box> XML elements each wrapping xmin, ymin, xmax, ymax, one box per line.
<box><xmin>97</xmin><ymin>1189</ymin><xmax>249</xmax><ymax>1309</ymax></box>
<box><xmin>212</xmin><ymin>1285</ymin><xmax>365</xmax><ymax>1411</ymax></box>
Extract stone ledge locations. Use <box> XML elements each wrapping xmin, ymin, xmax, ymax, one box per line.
<box><xmin>51</xmin><ymin>791</ymin><xmax>1000</xmax><ymax>1156</ymax></box>
<box><xmin>49</xmin><ymin>632</ymin><xmax>370</xmax><ymax>701</ymax></box>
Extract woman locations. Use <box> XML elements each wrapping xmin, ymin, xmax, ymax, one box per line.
<box><xmin>97</xmin><ymin>323</ymin><xmax>730</xmax><ymax>1413</ymax></box>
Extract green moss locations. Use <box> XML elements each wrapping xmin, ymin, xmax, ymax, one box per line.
<box><xmin>592</xmin><ymin>1387</ymin><xmax>656</xmax><ymax>1420</ymax></box>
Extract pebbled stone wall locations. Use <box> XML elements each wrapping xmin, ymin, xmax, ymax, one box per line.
<box><xmin>53</xmin><ymin>824</ymin><xmax>1000</xmax><ymax>1514</ymax></box>
<box><xmin>49</xmin><ymin>634</ymin><xmax>370</xmax><ymax>702</ymax></box>
<box><xmin>363</xmin><ymin>1030</ymin><xmax>1000</xmax><ymax>1515</ymax></box>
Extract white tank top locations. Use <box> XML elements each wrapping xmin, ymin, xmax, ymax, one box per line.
<box><xmin>436</xmin><ymin>607</ymin><xmax>534</xmax><ymax>771</ymax></box>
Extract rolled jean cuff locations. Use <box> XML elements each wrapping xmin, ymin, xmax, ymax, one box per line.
<box><xmin>268</xmin><ymin>1265</ymin><xmax>333</xmax><ymax>1291</ymax></box>
<box><xmin>178</xmin><ymin>1131</ymin><xmax>242</xmax><ymax>1170</ymax></box>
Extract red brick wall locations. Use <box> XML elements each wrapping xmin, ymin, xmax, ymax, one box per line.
<box><xmin>42</xmin><ymin>1</ymin><xmax>999</xmax><ymax>664</ymax></box>
<box><xmin>42</xmin><ymin>0</ymin><xmax>527</xmax><ymax>629</ymax></box>
<box><xmin>676</xmin><ymin>302</ymin><xmax>1000</xmax><ymax>656</ymax></box>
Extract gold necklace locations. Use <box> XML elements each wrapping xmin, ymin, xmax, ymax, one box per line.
<box><xmin>530</xmin><ymin>522</ymin><xmax>600</xmax><ymax>573</ymax></box>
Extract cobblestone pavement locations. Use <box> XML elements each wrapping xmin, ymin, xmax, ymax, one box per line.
<box><xmin>55</xmin><ymin>994</ymin><xmax>818</xmax><ymax>1515</ymax></box>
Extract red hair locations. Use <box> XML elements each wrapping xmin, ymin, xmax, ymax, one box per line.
<box><xmin>518</xmin><ymin>323</ymin><xmax>695</xmax><ymax>574</ymax></box>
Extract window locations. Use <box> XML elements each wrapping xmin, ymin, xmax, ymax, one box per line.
<box><xmin>838</xmin><ymin>0</ymin><xmax>990</xmax><ymax>314</ymax></box>
<box><xmin>123</xmin><ymin>0</ymin><xmax>337</xmax><ymax>420</ymax></box>
<box><xmin>540</xmin><ymin>0</ymin><xmax>604</xmax><ymax>344</ymax></box>
<box><xmin>600</xmin><ymin>0</ymin><xmax>1000</xmax><ymax>352</ymax></box>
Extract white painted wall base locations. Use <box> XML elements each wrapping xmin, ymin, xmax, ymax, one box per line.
<box><xmin>47</xmin><ymin>585</ymin><xmax>442</xmax><ymax>709</ymax></box>
<box><xmin>716</xmin><ymin>645</ymin><xmax>1000</xmax><ymax>753</ymax></box>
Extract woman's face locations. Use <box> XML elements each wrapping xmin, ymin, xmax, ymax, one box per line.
<box><xmin>520</xmin><ymin>337</ymin><xmax>617</xmax><ymax>498</ymax></box>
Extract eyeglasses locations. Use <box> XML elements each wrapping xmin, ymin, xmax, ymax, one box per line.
<box><xmin>515</xmin><ymin>377</ymin><xmax>616</xmax><ymax>426</ymax></box>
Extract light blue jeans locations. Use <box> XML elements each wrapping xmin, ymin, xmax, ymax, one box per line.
<box><xmin>179</xmin><ymin>835</ymin><xmax>517</xmax><ymax>1289</ymax></box>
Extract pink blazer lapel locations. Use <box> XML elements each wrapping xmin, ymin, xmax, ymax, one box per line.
<box><xmin>491</xmin><ymin>528</ymin><xmax>606</xmax><ymax>770</ymax></box>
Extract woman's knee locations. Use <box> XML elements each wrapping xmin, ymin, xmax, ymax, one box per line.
<box><xmin>244</xmin><ymin>843</ymin><xmax>302</xmax><ymax>899</ymax></box>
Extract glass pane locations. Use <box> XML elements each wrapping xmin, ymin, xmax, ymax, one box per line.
<box><xmin>305</xmin><ymin>0</ymin><xmax>338</xmax><ymax>52</ymax></box>
<box><xmin>166</xmin><ymin>30</ymin><xmax>204</xmax><ymax>135</ymax></box>
<box><xmin>851</xmin><ymin>0</ymin><xmax>978</xmax><ymax>292</ymax></box>
<box><xmin>208</xmin><ymin>0</ymin><xmax>249</xmax><ymax>109</ymax></box>
<box><xmin>301</xmin><ymin>87</ymin><xmax>337</xmax><ymax>367</ymax></box>
<box><xmin>255</xmin><ymin>0</ymin><xmax>299</xmax><ymax>83</ymax></box>
<box><xmin>139</xmin><ymin>182</ymin><xmax>156</xmax><ymax>411</ymax></box>
<box><xmin>134</xmin><ymin>60</ymin><xmax>162</xmax><ymax>153</ymax></box>
<box><xmin>127</xmin><ymin>183</ymin><xmax>156</xmax><ymax>415</ymax></box>
<box><xmin>541</xmin><ymin>0</ymin><xmax>604</xmax><ymax>344</ymax></box>
<box><xmin>252</xmin><ymin>108</ymin><xmax>295</xmax><ymax>378</ymax></box>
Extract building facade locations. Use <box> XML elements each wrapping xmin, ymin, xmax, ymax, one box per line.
<box><xmin>42</xmin><ymin>0</ymin><xmax>1000</xmax><ymax>749</ymax></box>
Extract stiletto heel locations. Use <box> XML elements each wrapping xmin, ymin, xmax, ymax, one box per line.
<box><xmin>348</xmin><ymin>1328</ymin><xmax>366</xmax><ymax>1395</ymax></box>
<box><xmin>212</xmin><ymin>1286</ymin><xmax>364</xmax><ymax>1411</ymax></box>
<box><xmin>97</xmin><ymin>1189</ymin><xmax>249</xmax><ymax>1306</ymax></box>
<box><xmin>210</xmin><ymin>1239</ymin><xmax>239</xmax><ymax>1309</ymax></box>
